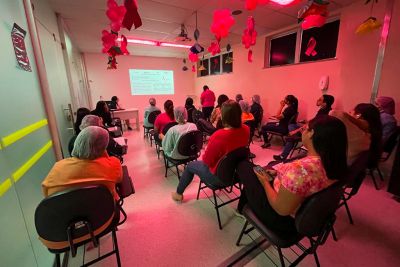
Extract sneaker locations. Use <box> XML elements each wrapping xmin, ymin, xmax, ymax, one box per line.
<box><xmin>261</xmin><ymin>143</ymin><xmax>271</xmax><ymax>149</ymax></box>
<box><xmin>273</xmin><ymin>155</ymin><xmax>284</xmax><ymax>161</ymax></box>
<box><xmin>128</xmin><ymin>126</ymin><xmax>133</xmax><ymax>131</ymax></box>
<box><xmin>171</xmin><ymin>192</ymin><xmax>183</xmax><ymax>202</ymax></box>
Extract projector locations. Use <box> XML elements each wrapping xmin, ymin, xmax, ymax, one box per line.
<box><xmin>175</xmin><ymin>24</ymin><xmax>192</xmax><ymax>42</ymax></box>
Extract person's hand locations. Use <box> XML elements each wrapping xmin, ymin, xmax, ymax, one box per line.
<box><xmin>266</xmin><ymin>169</ymin><xmax>277</xmax><ymax>177</ymax></box>
<box><xmin>255</xmin><ymin>171</ymin><xmax>269</xmax><ymax>186</ymax></box>
<box><xmin>280</xmin><ymin>100</ymin><xmax>286</xmax><ymax>107</ymax></box>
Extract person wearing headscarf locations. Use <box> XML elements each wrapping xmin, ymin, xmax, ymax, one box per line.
<box><xmin>42</xmin><ymin>126</ymin><xmax>122</xmax><ymax>199</ymax></box>
<box><xmin>239</xmin><ymin>100</ymin><xmax>254</xmax><ymax>123</ymax></box>
<box><xmin>376</xmin><ymin>96</ymin><xmax>397</xmax><ymax>143</ymax></box>
<box><xmin>162</xmin><ymin>106</ymin><xmax>198</xmax><ymax>160</ymax></box>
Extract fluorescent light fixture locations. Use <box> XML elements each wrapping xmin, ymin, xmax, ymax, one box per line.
<box><xmin>271</xmin><ymin>0</ymin><xmax>299</xmax><ymax>6</ymax></box>
<box><xmin>120</xmin><ymin>37</ymin><xmax>192</xmax><ymax>49</ymax></box>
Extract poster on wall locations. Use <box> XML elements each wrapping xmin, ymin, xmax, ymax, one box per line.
<box><xmin>11</xmin><ymin>23</ymin><xmax>32</xmax><ymax>72</ymax></box>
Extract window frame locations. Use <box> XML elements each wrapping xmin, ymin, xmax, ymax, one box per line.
<box><xmin>197</xmin><ymin>51</ymin><xmax>233</xmax><ymax>78</ymax></box>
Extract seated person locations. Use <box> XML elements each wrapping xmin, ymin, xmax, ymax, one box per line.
<box><xmin>110</xmin><ymin>96</ymin><xmax>132</xmax><ymax>130</ymax></box>
<box><xmin>144</xmin><ymin>97</ymin><xmax>161</xmax><ymax>128</ymax></box>
<box><xmin>74</xmin><ymin>107</ymin><xmax>90</xmax><ymax>135</ymax></box>
<box><xmin>239</xmin><ymin>115</ymin><xmax>348</xmax><ymax>234</ymax></box>
<box><xmin>171</xmin><ymin>100</ymin><xmax>250</xmax><ymax>202</ymax></box>
<box><xmin>375</xmin><ymin>96</ymin><xmax>397</xmax><ymax>144</ymax></box>
<box><xmin>210</xmin><ymin>94</ymin><xmax>229</xmax><ymax>129</ymax></box>
<box><xmin>261</xmin><ymin>95</ymin><xmax>298</xmax><ymax>148</ymax></box>
<box><xmin>250</xmin><ymin>94</ymin><xmax>263</xmax><ymax>128</ymax></box>
<box><xmin>162</xmin><ymin>106</ymin><xmax>198</xmax><ymax>160</ymax></box>
<box><xmin>185</xmin><ymin>97</ymin><xmax>196</xmax><ymax>123</ymax></box>
<box><xmin>154</xmin><ymin>100</ymin><xmax>175</xmax><ymax>140</ymax></box>
<box><xmin>91</xmin><ymin>101</ymin><xmax>113</xmax><ymax>127</ymax></box>
<box><xmin>273</xmin><ymin>94</ymin><xmax>335</xmax><ymax>161</ymax></box>
<box><xmin>235</xmin><ymin>94</ymin><xmax>243</xmax><ymax>103</ymax></box>
<box><xmin>42</xmin><ymin>126</ymin><xmax>122</xmax><ymax>200</ymax></box>
<box><xmin>239</xmin><ymin>100</ymin><xmax>255</xmax><ymax>123</ymax></box>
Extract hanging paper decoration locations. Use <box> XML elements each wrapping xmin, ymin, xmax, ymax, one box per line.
<box><xmin>226</xmin><ymin>44</ymin><xmax>231</xmax><ymax>52</ymax></box>
<box><xmin>122</xmin><ymin>0</ymin><xmax>143</xmax><ymax>30</ymax></box>
<box><xmin>208</xmin><ymin>41</ymin><xmax>221</xmax><ymax>56</ymax></box>
<box><xmin>298</xmin><ymin>0</ymin><xmax>329</xmax><ymax>30</ymax></box>
<box><xmin>182</xmin><ymin>66</ymin><xmax>188</xmax><ymax>71</ymax></box>
<box><xmin>225</xmin><ymin>56</ymin><xmax>233</xmax><ymax>64</ymax></box>
<box><xmin>245</xmin><ymin>0</ymin><xmax>270</xmax><ymax>11</ymax></box>
<box><xmin>242</xmin><ymin>16</ymin><xmax>257</xmax><ymax>63</ymax></box>
<box><xmin>190</xmin><ymin>43</ymin><xmax>204</xmax><ymax>54</ymax></box>
<box><xmin>305</xmin><ymin>37</ymin><xmax>317</xmax><ymax>56</ymax></box>
<box><xmin>356</xmin><ymin>0</ymin><xmax>381</xmax><ymax>34</ymax></box>
<box><xmin>11</xmin><ymin>23</ymin><xmax>32</xmax><ymax>72</ymax></box>
<box><xmin>198</xmin><ymin>64</ymin><xmax>206</xmax><ymax>71</ymax></box>
<box><xmin>120</xmin><ymin>35</ymin><xmax>129</xmax><ymax>55</ymax></box>
<box><xmin>101</xmin><ymin>30</ymin><xmax>117</xmax><ymax>53</ymax></box>
<box><xmin>192</xmin><ymin>65</ymin><xmax>196</xmax><ymax>72</ymax></box>
<box><xmin>188</xmin><ymin>52</ymin><xmax>199</xmax><ymax>63</ymax></box>
<box><xmin>210</xmin><ymin>9</ymin><xmax>235</xmax><ymax>40</ymax></box>
<box><xmin>106</xmin><ymin>0</ymin><xmax>126</xmax><ymax>32</ymax></box>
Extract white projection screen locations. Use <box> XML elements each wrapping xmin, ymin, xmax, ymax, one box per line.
<box><xmin>129</xmin><ymin>69</ymin><xmax>175</xmax><ymax>95</ymax></box>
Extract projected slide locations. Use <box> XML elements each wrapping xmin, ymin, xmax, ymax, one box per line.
<box><xmin>129</xmin><ymin>69</ymin><xmax>174</xmax><ymax>95</ymax></box>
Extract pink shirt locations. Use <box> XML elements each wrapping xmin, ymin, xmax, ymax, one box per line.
<box><xmin>154</xmin><ymin>112</ymin><xmax>174</xmax><ymax>134</ymax></box>
<box><xmin>273</xmin><ymin>156</ymin><xmax>331</xmax><ymax>198</ymax></box>
<box><xmin>200</xmin><ymin>89</ymin><xmax>216</xmax><ymax>107</ymax></box>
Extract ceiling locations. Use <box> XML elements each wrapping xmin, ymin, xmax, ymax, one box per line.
<box><xmin>48</xmin><ymin>0</ymin><xmax>360</xmax><ymax>58</ymax></box>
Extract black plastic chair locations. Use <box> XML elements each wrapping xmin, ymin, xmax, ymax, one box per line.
<box><xmin>116</xmin><ymin>165</ymin><xmax>135</xmax><ymax>225</ymax></box>
<box><xmin>163</xmin><ymin>130</ymin><xmax>203</xmax><ymax>179</ymax></box>
<box><xmin>196</xmin><ymin>118</ymin><xmax>217</xmax><ymax>143</ymax></box>
<box><xmin>368</xmin><ymin>126</ymin><xmax>400</xmax><ymax>190</ymax></box>
<box><xmin>144</xmin><ymin>110</ymin><xmax>161</xmax><ymax>140</ymax></box>
<box><xmin>196</xmin><ymin>147</ymin><xmax>249</xmax><ymax>229</ymax></box>
<box><xmin>235</xmin><ymin>182</ymin><xmax>343</xmax><ymax>267</ymax></box>
<box><xmin>244</xmin><ymin>120</ymin><xmax>256</xmax><ymax>160</ymax></box>
<box><xmin>266</xmin><ymin>113</ymin><xmax>298</xmax><ymax>145</ymax></box>
<box><xmin>34</xmin><ymin>186</ymin><xmax>121</xmax><ymax>267</ymax></box>
<box><xmin>192</xmin><ymin>109</ymin><xmax>204</xmax><ymax>124</ymax></box>
<box><xmin>154</xmin><ymin>121</ymin><xmax>178</xmax><ymax>159</ymax></box>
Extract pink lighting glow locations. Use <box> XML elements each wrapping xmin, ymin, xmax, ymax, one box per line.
<box><xmin>270</xmin><ymin>0</ymin><xmax>300</xmax><ymax>6</ymax></box>
<box><xmin>120</xmin><ymin>37</ymin><xmax>192</xmax><ymax>49</ymax></box>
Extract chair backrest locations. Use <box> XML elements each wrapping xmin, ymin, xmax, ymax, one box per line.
<box><xmin>192</xmin><ymin>109</ymin><xmax>204</xmax><ymax>123</ymax></box>
<box><xmin>196</xmin><ymin>118</ymin><xmax>217</xmax><ymax>136</ymax></box>
<box><xmin>344</xmin><ymin>151</ymin><xmax>370</xmax><ymax>195</ymax></box>
<box><xmin>295</xmin><ymin>182</ymin><xmax>343</xmax><ymax>238</ymax></box>
<box><xmin>35</xmin><ymin>186</ymin><xmax>115</xmax><ymax>250</ymax></box>
<box><xmin>288</xmin><ymin>112</ymin><xmax>298</xmax><ymax>124</ymax></box>
<box><xmin>177</xmin><ymin>130</ymin><xmax>204</xmax><ymax>157</ymax></box>
<box><xmin>148</xmin><ymin>110</ymin><xmax>161</xmax><ymax>124</ymax></box>
<box><xmin>244</xmin><ymin>120</ymin><xmax>256</xmax><ymax>142</ymax></box>
<box><xmin>382</xmin><ymin>126</ymin><xmax>400</xmax><ymax>160</ymax></box>
<box><xmin>162</xmin><ymin>121</ymin><xmax>178</xmax><ymax>135</ymax></box>
<box><xmin>216</xmin><ymin>147</ymin><xmax>249</xmax><ymax>186</ymax></box>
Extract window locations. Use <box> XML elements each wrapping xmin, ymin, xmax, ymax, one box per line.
<box><xmin>269</xmin><ymin>32</ymin><xmax>297</xmax><ymax>66</ymax></box>
<box><xmin>197</xmin><ymin>51</ymin><xmax>233</xmax><ymax>77</ymax></box>
<box><xmin>222</xmin><ymin>52</ymin><xmax>233</xmax><ymax>73</ymax></box>
<box><xmin>198</xmin><ymin>58</ymin><xmax>209</xmax><ymax>77</ymax></box>
<box><xmin>210</xmin><ymin>56</ymin><xmax>221</xmax><ymax>75</ymax></box>
<box><xmin>266</xmin><ymin>19</ymin><xmax>340</xmax><ymax>67</ymax></box>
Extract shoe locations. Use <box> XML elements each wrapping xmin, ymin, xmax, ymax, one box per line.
<box><xmin>233</xmin><ymin>209</ymin><xmax>245</xmax><ymax>220</ymax></box>
<box><xmin>128</xmin><ymin>126</ymin><xmax>133</xmax><ymax>131</ymax></box>
<box><xmin>261</xmin><ymin>143</ymin><xmax>271</xmax><ymax>149</ymax></box>
<box><xmin>171</xmin><ymin>192</ymin><xmax>183</xmax><ymax>202</ymax></box>
<box><xmin>273</xmin><ymin>155</ymin><xmax>284</xmax><ymax>161</ymax></box>
<box><xmin>249</xmin><ymin>152</ymin><xmax>256</xmax><ymax>159</ymax></box>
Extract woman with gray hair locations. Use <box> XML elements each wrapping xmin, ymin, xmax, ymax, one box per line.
<box><xmin>250</xmin><ymin>94</ymin><xmax>264</xmax><ymax>128</ymax></box>
<box><xmin>42</xmin><ymin>126</ymin><xmax>122</xmax><ymax>199</ymax></box>
<box><xmin>239</xmin><ymin>100</ymin><xmax>254</xmax><ymax>122</ymax></box>
<box><xmin>162</xmin><ymin>106</ymin><xmax>197</xmax><ymax>159</ymax></box>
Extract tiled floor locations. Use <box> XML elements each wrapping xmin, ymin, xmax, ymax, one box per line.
<box><xmin>69</xmin><ymin>128</ymin><xmax>400</xmax><ymax>267</ymax></box>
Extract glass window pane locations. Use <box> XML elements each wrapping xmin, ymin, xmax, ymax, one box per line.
<box><xmin>269</xmin><ymin>33</ymin><xmax>297</xmax><ymax>66</ymax></box>
<box><xmin>222</xmin><ymin>52</ymin><xmax>233</xmax><ymax>73</ymax></box>
<box><xmin>210</xmin><ymin>56</ymin><xmax>221</xmax><ymax>75</ymax></box>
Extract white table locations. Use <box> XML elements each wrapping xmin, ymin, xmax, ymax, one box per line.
<box><xmin>111</xmin><ymin>108</ymin><xmax>139</xmax><ymax>130</ymax></box>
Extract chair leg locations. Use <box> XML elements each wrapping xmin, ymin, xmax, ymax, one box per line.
<box><xmin>313</xmin><ymin>251</ymin><xmax>321</xmax><ymax>267</ymax></box>
<box><xmin>377</xmin><ymin>167</ymin><xmax>384</xmax><ymax>181</ymax></box>
<box><xmin>164</xmin><ymin>157</ymin><xmax>168</xmax><ymax>178</ymax></box>
<box><xmin>370</xmin><ymin>170</ymin><xmax>379</xmax><ymax>190</ymax></box>
<box><xmin>112</xmin><ymin>230</ymin><xmax>122</xmax><ymax>267</ymax></box>
<box><xmin>175</xmin><ymin>165</ymin><xmax>181</xmax><ymax>179</ymax></box>
<box><xmin>343</xmin><ymin>199</ymin><xmax>354</xmax><ymax>225</ymax></box>
<box><xmin>277</xmin><ymin>247</ymin><xmax>285</xmax><ymax>267</ymax></box>
<box><xmin>55</xmin><ymin>254</ymin><xmax>61</xmax><ymax>267</ymax></box>
<box><xmin>213</xmin><ymin>190</ymin><xmax>223</xmax><ymax>230</ymax></box>
<box><xmin>196</xmin><ymin>181</ymin><xmax>202</xmax><ymax>200</ymax></box>
<box><xmin>331</xmin><ymin>226</ymin><xmax>338</xmax><ymax>241</ymax></box>
<box><xmin>236</xmin><ymin>220</ymin><xmax>249</xmax><ymax>246</ymax></box>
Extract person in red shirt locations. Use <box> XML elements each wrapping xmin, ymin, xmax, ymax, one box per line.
<box><xmin>200</xmin><ymin>85</ymin><xmax>216</xmax><ymax>121</ymax></box>
<box><xmin>172</xmin><ymin>100</ymin><xmax>250</xmax><ymax>202</ymax></box>
<box><xmin>154</xmin><ymin>100</ymin><xmax>175</xmax><ymax>137</ymax></box>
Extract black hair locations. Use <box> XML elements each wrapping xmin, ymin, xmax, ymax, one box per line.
<box><xmin>285</xmin><ymin>95</ymin><xmax>298</xmax><ymax>112</ymax></box>
<box><xmin>322</xmin><ymin>95</ymin><xmax>335</xmax><ymax>108</ymax></box>
<box><xmin>95</xmin><ymin>101</ymin><xmax>108</xmax><ymax>113</ymax></box>
<box><xmin>185</xmin><ymin>97</ymin><xmax>193</xmax><ymax>107</ymax></box>
<box><xmin>217</xmin><ymin>94</ymin><xmax>229</xmax><ymax>108</ymax></box>
<box><xmin>221</xmin><ymin>100</ymin><xmax>242</xmax><ymax>128</ymax></box>
<box><xmin>354</xmin><ymin>103</ymin><xmax>382</xmax><ymax>166</ymax></box>
<box><xmin>111</xmin><ymin>96</ymin><xmax>118</xmax><ymax>102</ymax></box>
<box><xmin>235</xmin><ymin>94</ymin><xmax>243</xmax><ymax>103</ymax></box>
<box><xmin>164</xmin><ymin>100</ymin><xmax>174</xmax><ymax>120</ymax></box>
<box><xmin>308</xmin><ymin>115</ymin><xmax>348</xmax><ymax>181</ymax></box>
<box><xmin>203</xmin><ymin>85</ymin><xmax>209</xmax><ymax>91</ymax></box>
<box><xmin>74</xmin><ymin>107</ymin><xmax>90</xmax><ymax>134</ymax></box>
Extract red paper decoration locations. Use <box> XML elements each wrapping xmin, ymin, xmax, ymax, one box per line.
<box><xmin>188</xmin><ymin>52</ymin><xmax>199</xmax><ymax>63</ymax></box>
<box><xmin>242</xmin><ymin>16</ymin><xmax>257</xmax><ymax>63</ymax></box>
<box><xmin>207</xmin><ymin>41</ymin><xmax>221</xmax><ymax>56</ymax></box>
<box><xmin>298</xmin><ymin>0</ymin><xmax>329</xmax><ymax>30</ymax></box>
<box><xmin>210</xmin><ymin>9</ymin><xmax>235</xmax><ymax>40</ymax></box>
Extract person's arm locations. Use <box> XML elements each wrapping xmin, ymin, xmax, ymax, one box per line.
<box><xmin>274</xmin><ymin>100</ymin><xmax>286</xmax><ymax>118</ymax></box>
<box><xmin>343</xmin><ymin>112</ymin><xmax>370</xmax><ymax>132</ymax></box>
<box><xmin>161</xmin><ymin>131</ymin><xmax>174</xmax><ymax>153</ymax></box>
<box><xmin>202</xmin><ymin>133</ymin><xmax>223</xmax><ymax>167</ymax></box>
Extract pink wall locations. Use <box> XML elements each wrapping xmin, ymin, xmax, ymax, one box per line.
<box><xmin>194</xmin><ymin>0</ymin><xmax>398</xmax><ymax>121</ymax></box>
<box><xmin>84</xmin><ymin>54</ymin><xmax>195</xmax><ymax>122</ymax></box>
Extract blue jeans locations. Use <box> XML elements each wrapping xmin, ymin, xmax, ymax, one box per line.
<box><xmin>177</xmin><ymin>161</ymin><xmax>223</xmax><ymax>194</ymax></box>
<box><xmin>281</xmin><ymin>124</ymin><xmax>301</xmax><ymax>159</ymax></box>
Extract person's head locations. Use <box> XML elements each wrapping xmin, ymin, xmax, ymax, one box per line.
<box><xmin>75</xmin><ymin>108</ymin><xmax>90</xmax><ymax>127</ymax></box>
<box><xmin>221</xmin><ymin>100</ymin><xmax>242</xmax><ymax>128</ymax></box>
<box><xmin>354</xmin><ymin>103</ymin><xmax>382</xmax><ymax>163</ymax></box>
<box><xmin>185</xmin><ymin>97</ymin><xmax>194</xmax><ymax>107</ymax></box>
<box><xmin>316</xmin><ymin>94</ymin><xmax>335</xmax><ymax>109</ymax></box>
<box><xmin>252</xmin><ymin>95</ymin><xmax>261</xmax><ymax>105</ymax></box>
<box><xmin>111</xmin><ymin>96</ymin><xmax>118</xmax><ymax>102</ymax></box>
<box><xmin>164</xmin><ymin>100</ymin><xmax>174</xmax><ymax>120</ymax></box>
<box><xmin>302</xmin><ymin>115</ymin><xmax>348</xmax><ymax>181</ymax></box>
<box><xmin>71</xmin><ymin>126</ymin><xmax>109</xmax><ymax>160</ymax></box>
<box><xmin>285</xmin><ymin>95</ymin><xmax>298</xmax><ymax>111</ymax></box>
<box><xmin>235</xmin><ymin>94</ymin><xmax>243</xmax><ymax>103</ymax></box>
<box><xmin>95</xmin><ymin>101</ymin><xmax>109</xmax><ymax>113</ymax></box>
<box><xmin>149</xmin><ymin>97</ymin><xmax>156</xmax><ymax>106</ymax></box>
<box><xmin>217</xmin><ymin>94</ymin><xmax>229</xmax><ymax>108</ymax></box>
<box><xmin>174</xmin><ymin>106</ymin><xmax>188</xmax><ymax>124</ymax></box>
<box><xmin>239</xmin><ymin>100</ymin><xmax>250</xmax><ymax>113</ymax></box>
<box><xmin>203</xmin><ymin>85</ymin><xmax>209</xmax><ymax>91</ymax></box>
<box><xmin>375</xmin><ymin>96</ymin><xmax>395</xmax><ymax>115</ymax></box>
<box><xmin>80</xmin><ymin>115</ymin><xmax>102</xmax><ymax>130</ymax></box>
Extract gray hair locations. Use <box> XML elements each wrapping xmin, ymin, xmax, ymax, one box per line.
<box><xmin>239</xmin><ymin>100</ymin><xmax>250</xmax><ymax>113</ymax></box>
<box><xmin>72</xmin><ymin>126</ymin><xmax>109</xmax><ymax>160</ymax></box>
<box><xmin>174</xmin><ymin>106</ymin><xmax>188</xmax><ymax>123</ymax></box>
<box><xmin>252</xmin><ymin>95</ymin><xmax>261</xmax><ymax>104</ymax></box>
<box><xmin>80</xmin><ymin>115</ymin><xmax>102</xmax><ymax>130</ymax></box>
<box><xmin>149</xmin><ymin>98</ymin><xmax>156</xmax><ymax>106</ymax></box>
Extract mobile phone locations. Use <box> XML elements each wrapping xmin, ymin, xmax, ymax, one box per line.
<box><xmin>253</xmin><ymin>165</ymin><xmax>273</xmax><ymax>182</ymax></box>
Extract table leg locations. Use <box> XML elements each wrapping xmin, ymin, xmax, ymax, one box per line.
<box><xmin>135</xmin><ymin>111</ymin><xmax>139</xmax><ymax>130</ymax></box>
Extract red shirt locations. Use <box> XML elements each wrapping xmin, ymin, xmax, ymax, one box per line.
<box><xmin>203</xmin><ymin>125</ymin><xmax>250</xmax><ymax>174</ymax></box>
<box><xmin>200</xmin><ymin>89</ymin><xmax>216</xmax><ymax>107</ymax></box>
<box><xmin>154</xmin><ymin>112</ymin><xmax>174</xmax><ymax>134</ymax></box>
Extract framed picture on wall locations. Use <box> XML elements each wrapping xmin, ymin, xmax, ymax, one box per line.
<box><xmin>222</xmin><ymin>52</ymin><xmax>233</xmax><ymax>73</ymax></box>
<box><xmin>210</xmin><ymin>56</ymin><xmax>221</xmax><ymax>75</ymax></box>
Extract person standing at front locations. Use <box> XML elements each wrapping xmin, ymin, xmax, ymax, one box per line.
<box><xmin>200</xmin><ymin>85</ymin><xmax>216</xmax><ymax>121</ymax></box>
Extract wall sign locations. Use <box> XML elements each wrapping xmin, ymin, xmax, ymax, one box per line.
<box><xmin>11</xmin><ymin>23</ymin><xmax>32</xmax><ymax>72</ymax></box>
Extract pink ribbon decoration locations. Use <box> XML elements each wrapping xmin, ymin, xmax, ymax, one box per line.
<box><xmin>122</xmin><ymin>0</ymin><xmax>142</xmax><ymax>30</ymax></box>
<box><xmin>305</xmin><ymin>37</ymin><xmax>317</xmax><ymax>56</ymax></box>
<box><xmin>248</xmin><ymin>50</ymin><xmax>253</xmax><ymax>62</ymax></box>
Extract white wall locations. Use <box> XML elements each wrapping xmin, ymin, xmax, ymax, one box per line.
<box><xmin>84</xmin><ymin>53</ymin><xmax>195</xmax><ymax>123</ymax></box>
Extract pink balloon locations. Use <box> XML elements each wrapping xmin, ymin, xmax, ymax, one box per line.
<box><xmin>211</xmin><ymin>9</ymin><xmax>235</xmax><ymax>40</ymax></box>
<box><xmin>188</xmin><ymin>52</ymin><xmax>199</xmax><ymax>63</ymax></box>
<box><xmin>110</xmin><ymin>21</ymin><xmax>122</xmax><ymax>32</ymax></box>
<box><xmin>301</xmin><ymin>14</ymin><xmax>326</xmax><ymax>30</ymax></box>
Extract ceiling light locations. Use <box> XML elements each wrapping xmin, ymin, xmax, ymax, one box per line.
<box><xmin>271</xmin><ymin>0</ymin><xmax>300</xmax><ymax>6</ymax></box>
<box><xmin>160</xmin><ymin>42</ymin><xmax>192</xmax><ymax>48</ymax></box>
<box><xmin>120</xmin><ymin>37</ymin><xmax>192</xmax><ymax>49</ymax></box>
